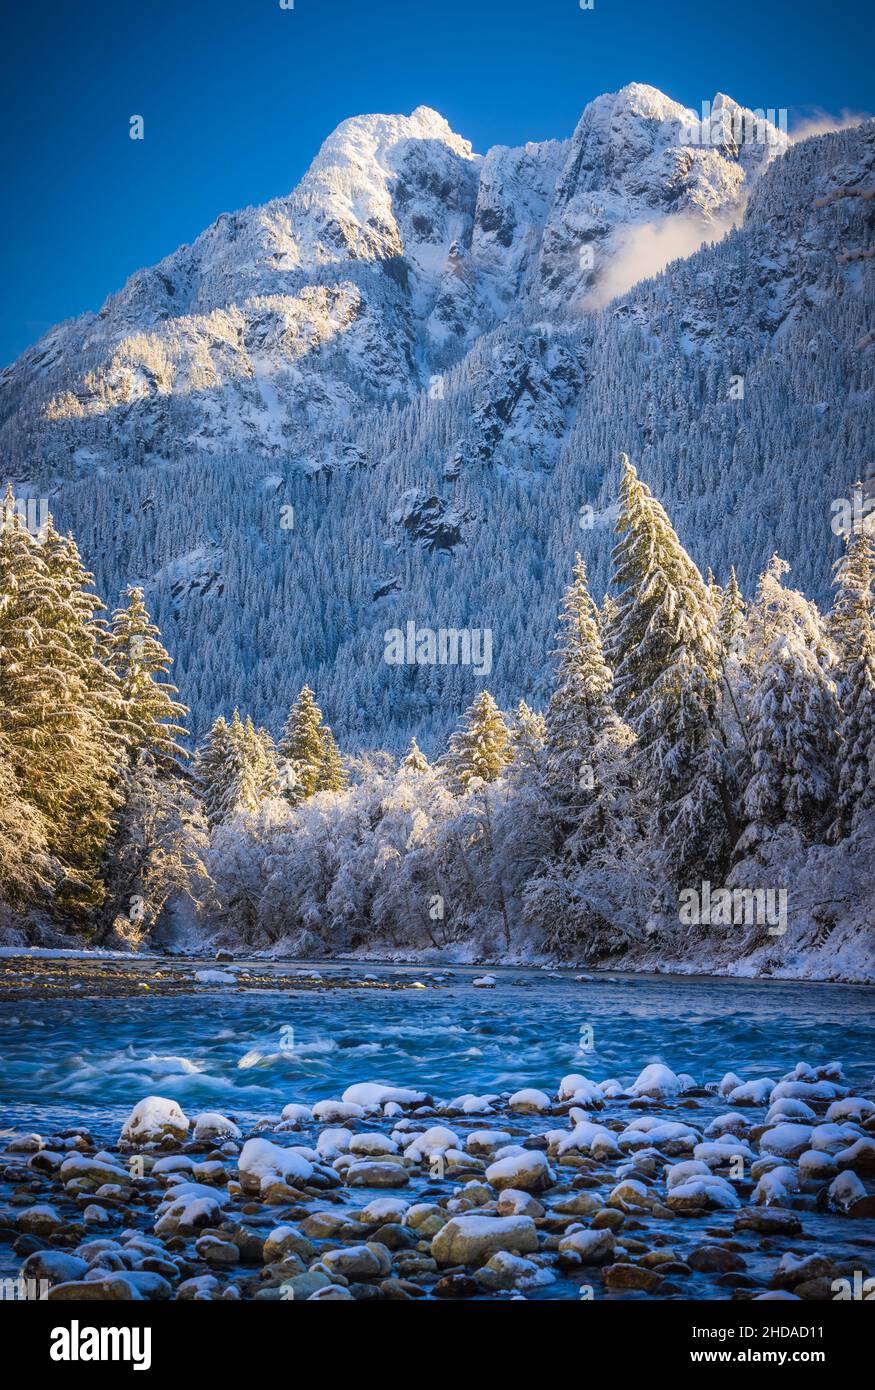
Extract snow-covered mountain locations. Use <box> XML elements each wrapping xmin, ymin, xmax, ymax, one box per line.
<box><xmin>1</xmin><ymin>85</ymin><xmax>872</xmax><ymax>751</ymax></box>
<box><xmin>0</xmin><ymin>85</ymin><xmax>785</xmax><ymax>471</ymax></box>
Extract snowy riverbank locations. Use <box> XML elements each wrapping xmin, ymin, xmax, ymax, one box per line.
<box><xmin>2</xmin><ymin>1058</ymin><xmax>873</xmax><ymax>1303</ymax></box>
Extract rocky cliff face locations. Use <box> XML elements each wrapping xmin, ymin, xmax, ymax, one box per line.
<box><xmin>0</xmin><ymin>85</ymin><xmax>785</xmax><ymax>478</ymax></box>
<box><xmin>1</xmin><ymin>88</ymin><xmax>870</xmax><ymax>752</ymax></box>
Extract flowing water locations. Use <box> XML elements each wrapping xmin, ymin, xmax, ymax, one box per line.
<box><xmin>2</xmin><ymin>960</ymin><xmax>873</xmax><ymax>1139</ymax></box>
<box><xmin>1</xmin><ymin>958</ymin><xmax>873</xmax><ymax>1299</ymax></box>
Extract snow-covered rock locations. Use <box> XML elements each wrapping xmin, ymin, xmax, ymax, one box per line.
<box><xmin>430</xmin><ymin>1214</ymin><xmax>538</xmax><ymax>1266</ymax></box>
<box><xmin>237</xmin><ymin>1138</ymin><xmax>314</xmax><ymax>1194</ymax></box>
<box><xmin>120</xmin><ymin>1097</ymin><xmax>189</xmax><ymax>1148</ymax></box>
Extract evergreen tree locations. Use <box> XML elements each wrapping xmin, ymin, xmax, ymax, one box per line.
<box><xmin>830</xmin><ymin>507</ymin><xmax>874</xmax><ymax>657</ymax></box>
<box><xmin>443</xmin><ymin>690</ymin><xmax>511</xmax><ymax>793</ymax></box>
<box><xmin>717</xmin><ymin>567</ymin><xmax>746</xmax><ymax>660</ymax></box>
<box><xmin>252</xmin><ymin>722</ymin><xmax>281</xmax><ymax>800</ymax></box>
<box><xmin>744</xmin><ymin>635</ymin><xmax>840</xmax><ymax>837</ymax></box>
<box><xmin>316</xmin><ymin>726</ymin><xmax>347</xmax><ymax>793</ymax></box>
<box><xmin>195</xmin><ymin>712</ymin><xmax>266</xmax><ymax>825</ymax></box>
<box><xmin>0</xmin><ymin>735</ymin><xmax>54</xmax><ymax>909</ymax></box>
<box><xmin>608</xmin><ymin>456</ymin><xmax>732</xmax><ymax>880</ymax></box>
<box><xmin>108</xmin><ymin>586</ymin><xmax>188</xmax><ymax>766</ymax></box>
<box><xmin>0</xmin><ymin>492</ymin><xmax>120</xmax><ymax>914</ymax></box>
<box><xmin>834</xmin><ymin>622</ymin><xmax>875</xmax><ymax>837</ymax></box>
<box><xmin>400</xmin><ymin>737</ymin><xmax>429</xmax><ymax>774</ymax></box>
<box><xmin>831</xmin><ymin>514</ymin><xmax>875</xmax><ymax>837</ymax></box>
<box><xmin>279</xmin><ymin>685</ymin><xmax>331</xmax><ymax>801</ymax></box>
<box><xmin>544</xmin><ymin>554</ymin><xmax>614</xmax><ymax>828</ymax></box>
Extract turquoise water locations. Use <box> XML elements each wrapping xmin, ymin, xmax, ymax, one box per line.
<box><xmin>1</xmin><ymin>961</ymin><xmax>872</xmax><ymax>1141</ymax></box>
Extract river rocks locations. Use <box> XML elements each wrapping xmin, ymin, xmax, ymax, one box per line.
<box><xmin>154</xmin><ymin>1182</ymin><xmax>229</xmax><ymax>1235</ymax></box>
<box><xmin>485</xmin><ymin>1151</ymin><xmax>554</xmax><ymax>1192</ymax></box>
<box><xmin>666</xmin><ymin>1175</ymin><xmax>740</xmax><ymax>1211</ymax></box>
<box><xmin>734</xmin><ymin>1208</ymin><xmax>802</xmax><ymax>1236</ymax></box>
<box><xmin>342</xmin><ymin>1083</ymin><xmax>429</xmax><ymax>1111</ymax></box>
<box><xmin>346</xmin><ymin>1160</ymin><xmax>410</xmax><ymax>1188</ymax></box>
<box><xmin>603</xmin><ymin>1263</ymin><xmax>664</xmax><ymax>1292</ymax></box>
<box><xmin>466</xmin><ymin>1129</ymin><xmax>513</xmax><ymax>1154</ymax></box>
<box><xmin>59</xmin><ymin>1154</ymin><xmax>130</xmax><ymax>1190</ymax></box>
<box><xmin>433</xmin><ymin>1273</ymin><xmax>480</xmax><ymax>1297</ymax></box>
<box><xmin>195</xmin><ymin>1235</ymin><xmax>240</xmax><ymax>1265</ymax></box>
<box><xmin>759</xmin><ymin>1124</ymin><xmax>814</xmax><ymax>1160</ymax></box>
<box><xmin>508</xmin><ymin>1089</ymin><xmax>552</xmax><ymax>1114</ymax></box>
<box><xmin>727</xmin><ymin>1078</ymin><xmax>775</xmax><ymax>1106</ymax></box>
<box><xmin>47</xmin><ymin>1276</ymin><xmax>144</xmax><ymax>1300</ymax></box>
<box><xmin>826</xmin><ymin>1170</ymin><xmax>870</xmax><ymax>1214</ymax></box>
<box><xmin>431</xmin><ymin>1214</ymin><xmax>538</xmax><ymax>1266</ymax></box>
<box><xmin>476</xmin><ymin>1251</ymin><xmax>554</xmax><ymax>1290</ymax></box>
<box><xmin>769</xmin><ymin>1252</ymin><xmax>838</xmax><ymax>1291</ymax></box>
<box><xmin>238</xmin><ymin>1139</ymin><xmax>313</xmax><ymax>1195</ymax></box>
<box><xmin>321</xmin><ymin>1243</ymin><xmax>392</xmax><ymax>1280</ymax></box>
<box><xmin>263</xmin><ymin>1226</ymin><xmax>316</xmax><ymax>1263</ymax></box>
<box><xmin>21</xmin><ymin>1249</ymin><xmax>89</xmax><ymax>1283</ymax></box>
<box><xmin>120</xmin><ymin>1097</ymin><xmax>189</xmax><ymax>1148</ymax></box>
<box><xmin>193</xmin><ymin>1113</ymin><xmax>242</xmax><ymax>1143</ymax></box>
<box><xmin>312</xmin><ymin>1100</ymin><xmax>365</xmax><ymax>1123</ymax></box>
<box><xmin>558</xmin><ymin>1228</ymin><xmax>616</xmax><ymax>1265</ymax></box>
<box><xmin>630</xmin><ymin>1064</ymin><xmax>682</xmax><ymax>1101</ymax></box>
<box><xmin>16</xmin><ymin>1204</ymin><xmax>61</xmax><ymax>1235</ymax></box>
<box><xmin>753</xmin><ymin>1166</ymin><xmax>798</xmax><ymax>1205</ymax></box>
<box><xmin>687</xmin><ymin>1245</ymin><xmax>747</xmax><ymax>1273</ymax></box>
<box><xmin>496</xmin><ymin>1188</ymin><xmax>545</xmax><ymax>1217</ymax></box>
<box><xmin>607</xmin><ymin>1180</ymin><xmax>662</xmax><ymax>1213</ymax></box>
<box><xmin>557</xmin><ymin>1075</ymin><xmax>605</xmax><ymax>1108</ymax></box>
<box><xmin>6</xmin><ymin>1051</ymin><xmax>873</xmax><ymax>1306</ymax></box>
<box><xmin>798</xmin><ymin>1149</ymin><xmax>839</xmax><ymax>1185</ymax></box>
<box><xmin>836</xmin><ymin>1137</ymin><xmax>875</xmax><ymax>1176</ymax></box>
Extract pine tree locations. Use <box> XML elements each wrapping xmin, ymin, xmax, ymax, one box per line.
<box><xmin>834</xmin><ymin>622</ymin><xmax>875</xmax><ymax>837</ymax></box>
<box><xmin>400</xmin><ymin>737</ymin><xmax>429</xmax><ymax>774</ymax></box>
<box><xmin>279</xmin><ymin>685</ymin><xmax>329</xmax><ymax>801</ymax></box>
<box><xmin>252</xmin><ymin>723</ymin><xmax>281</xmax><ymax>800</ymax></box>
<box><xmin>0</xmin><ymin>734</ymin><xmax>54</xmax><ymax>909</ymax></box>
<box><xmin>195</xmin><ymin>713</ymin><xmax>265</xmax><ymax>825</ymax></box>
<box><xmin>830</xmin><ymin>508</ymin><xmax>874</xmax><ymax>658</ymax></box>
<box><xmin>744</xmin><ymin>635</ymin><xmax>840</xmax><ymax>836</ymax></box>
<box><xmin>831</xmin><ymin>514</ymin><xmax>875</xmax><ymax>837</ymax></box>
<box><xmin>717</xmin><ymin>567</ymin><xmax>746</xmax><ymax>660</ymax></box>
<box><xmin>0</xmin><ymin>493</ymin><xmax>120</xmax><ymax>914</ymax></box>
<box><xmin>108</xmin><ymin>586</ymin><xmax>188</xmax><ymax>766</ymax></box>
<box><xmin>443</xmin><ymin>690</ymin><xmax>512</xmax><ymax>793</ymax></box>
<box><xmin>544</xmin><ymin>554</ymin><xmax>614</xmax><ymax>827</ymax></box>
<box><xmin>316</xmin><ymin>727</ymin><xmax>347</xmax><ymax>792</ymax></box>
<box><xmin>194</xmin><ymin>716</ymin><xmax>235</xmax><ymax>827</ymax></box>
<box><xmin>608</xmin><ymin>456</ymin><xmax>732</xmax><ymax>880</ymax></box>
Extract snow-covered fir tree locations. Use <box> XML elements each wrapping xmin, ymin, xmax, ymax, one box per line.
<box><xmin>442</xmin><ymin>690</ymin><xmax>512</xmax><ymax>793</ymax></box>
<box><xmin>400</xmin><ymin>737</ymin><xmax>430</xmax><ymax>773</ymax></box>
<box><xmin>279</xmin><ymin>685</ymin><xmax>340</xmax><ymax>802</ymax></box>
<box><xmin>544</xmin><ymin>553</ymin><xmax>614</xmax><ymax>836</ymax></box>
<box><xmin>831</xmin><ymin>514</ymin><xmax>875</xmax><ymax>838</ymax></box>
<box><xmin>608</xmin><ymin>456</ymin><xmax>733</xmax><ymax>881</ymax></box>
<box><xmin>0</xmin><ymin>492</ymin><xmax>120</xmax><ymax>914</ymax></box>
<box><xmin>743</xmin><ymin>635</ymin><xmax>840</xmax><ymax>837</ymax></box>
<box><xmin>108</xmin><ymin>586</ymin><xmax>187</xmax><ymax>766</ymax></box>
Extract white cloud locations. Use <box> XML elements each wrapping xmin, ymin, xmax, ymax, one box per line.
<box><xmin>582</xmin><ymin>210</ymin><xmax>741</xmax><ymax>311</ymax></box>
<box><xmin>790</xmin><ymin>110</ymin><xmax>871</xmax><ymax>142</ymax></box>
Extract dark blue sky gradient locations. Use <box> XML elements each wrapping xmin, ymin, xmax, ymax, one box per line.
<box><xmin>2</xmin><ymin>0</ymin><xmax>873</xmax><ymax>365</ymax></box>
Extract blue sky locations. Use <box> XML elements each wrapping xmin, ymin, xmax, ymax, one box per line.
<box><xmin>2</xmin><ymin>0</ymin><xmax>872</xmax><ymax>365</ymax></box>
